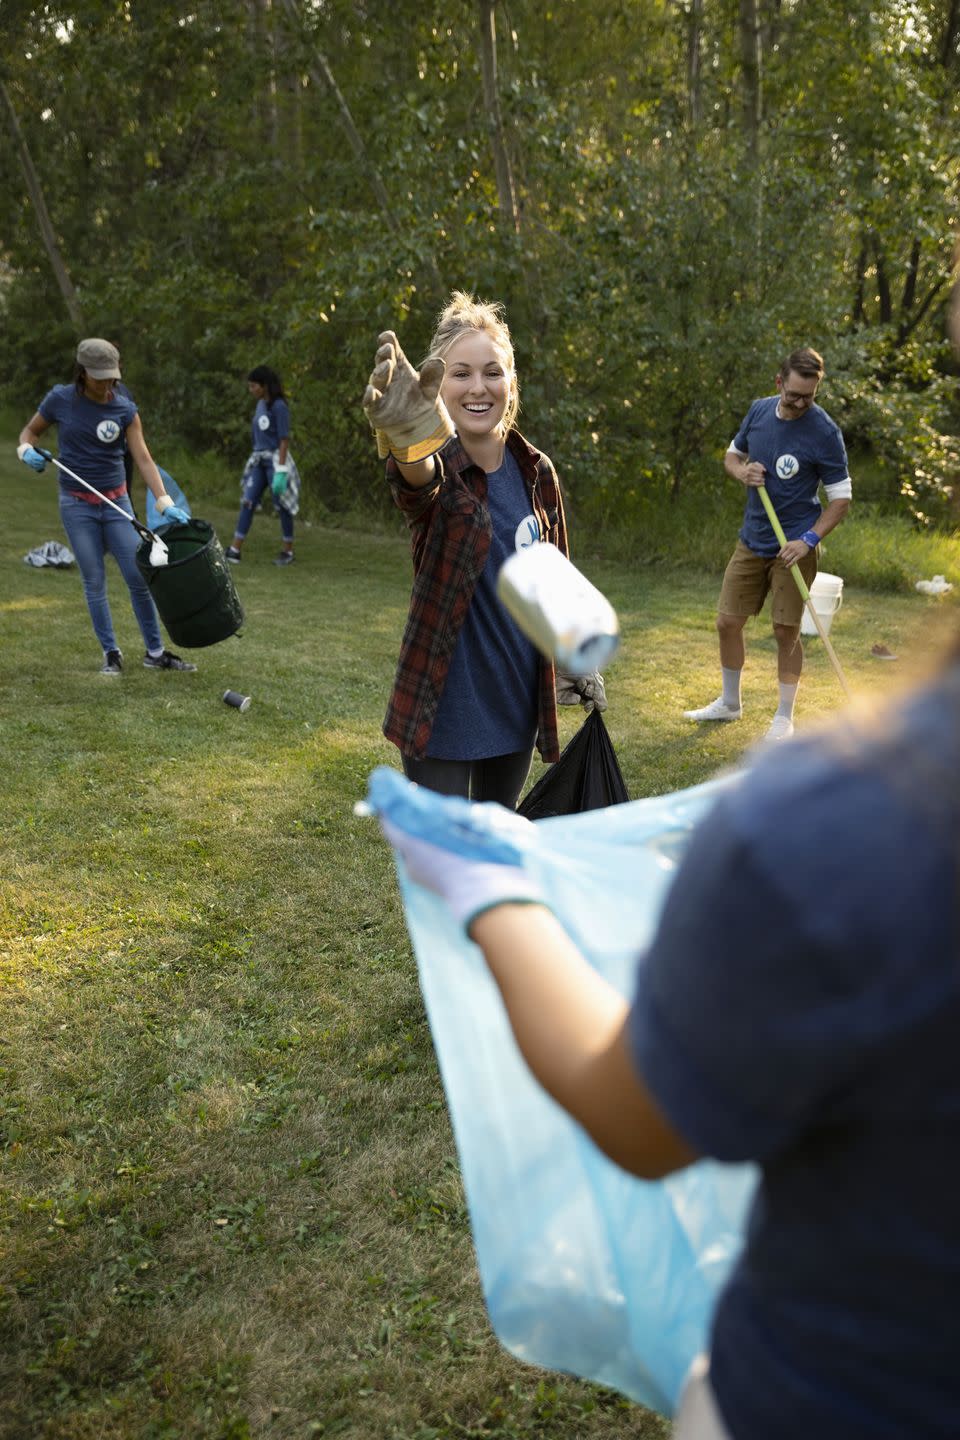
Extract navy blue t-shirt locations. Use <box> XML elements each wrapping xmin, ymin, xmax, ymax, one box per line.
<box><xmin>39</xmin><ymin>383</ymin><xmax>138</xmax><ymax>496</ymax></box>
<box><xmin>427</xmin><ymin>447</ymin><xmax>541</xmax><ymax>760</ymax></box>
<box><xmin>251</xmin><ymin>396</ymin><xmax>290</xmax><ymax>453</ymax></box>
<box><xmin>628</xmin><ymin>668</ymin><xmax>960</xmax><ymax>1439</ymax></box>
<box><xmin>732</xmin><ymin>397</ymin><xmax>849</xmax><ymax>556</ymax></box>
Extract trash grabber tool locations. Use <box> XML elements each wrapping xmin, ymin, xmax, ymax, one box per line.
<box><xmin>756</xmin><ymin>484</ymin><xmax>850</xmax><ymax>700</ymax></box>
<box><xmin>37</xmin><ymin>448</ymin><xmax>169</xmax><ymax>566</ymax></box>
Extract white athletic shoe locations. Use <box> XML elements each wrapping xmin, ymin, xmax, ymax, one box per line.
<box><xmin>683</xmin><ymin>697</ymin><xmax>742</xmax><ymax>722</ymax></box>
<box><xmin>765</xmin><ymin>715</ymin><xmax>795</xmax><ymax>742</ymax></box>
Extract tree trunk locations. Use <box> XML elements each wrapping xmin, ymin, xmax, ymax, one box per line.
<box><xmin>278</xmin><ymin>0</ymin><xmax>443</xmax><ymax>296</ymax></box>
<box><xmin>874</xmin><ymin>238</ymin><xmax>892</xmax><ymax>325</ymax></box>
<box><xmin>477</xmin><ymin>0</ymin><xmax>520</xmax><ymax>233</ymax></box>
<box><xmin>0</xmin><ymin>75</ymin><xmax>85</xmax><ymax>333</ymax></box>
<box><xmin>738</xmin><ymin>0</ymin><xmax>762</xmax><ymax>165</ymax></box>
<box><xmin>686</xmin><ymin>0</ymin><xmax>704</xmax><ymax>129</ymax></box>
<box><xmin>939</xmin><ymin>0</ymin><xmax>959</xmax><ymax>70</ymax></box>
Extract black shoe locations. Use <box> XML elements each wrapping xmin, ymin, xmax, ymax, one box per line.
<box><xmin>143</xmin><ymin>650</ymin><xmax>197</xmax><ymax>672</ymax></box>
<box><xmin>225</xmin><ymin>546</ymin><xmax>241</xmax><ymax>564</ymax></box>
<box><xmin>100</xmin><ymin>648</ymin><xmax>123</xmax><ymax>675</ymax></box>
<box><xmin>274</xmin><ymin>551</ymin><xmax>294</xmax><ymax>566</ymax></box>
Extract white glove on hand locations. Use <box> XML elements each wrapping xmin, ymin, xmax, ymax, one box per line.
<box><xmin>362</xmin><ymin>330</ymin><xmax>454</xmax><ymax>464</ymax></box>
<box><xmin>381</xmin><ymin>818</ymin><xmax>543</xmax><ymax>934</ymax></box>
<box><xmin>556</xmin><ymin>670</ymin><xmax>607</xmax><ymax>713</ymax></box>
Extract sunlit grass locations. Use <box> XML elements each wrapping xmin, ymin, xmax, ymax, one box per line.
<box><xmin>0</xmin><ymin>431</ymin><xmax>955</xmax><ymax>1437</ymax></box>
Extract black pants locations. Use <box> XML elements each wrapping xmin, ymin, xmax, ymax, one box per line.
<box><xmin>401</xmin><ymin>748</ymin><xmax>533</xmax><ymax>810</ymax></box>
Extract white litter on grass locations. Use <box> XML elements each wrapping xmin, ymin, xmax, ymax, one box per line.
<box><xmin>23</xmin><ymin>540</ymin><xmax>75</xmax><ymax>568</ymax></box>
<box><xmin>915</xmin><ymin>575</ymin><xmax>953</xmax><ymax>595</ymax></box>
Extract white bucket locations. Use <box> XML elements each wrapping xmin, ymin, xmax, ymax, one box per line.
<box><xmin>801</xmin><ymin>570</ymin><xmax>844</xmax><ymax>636</ymax></box>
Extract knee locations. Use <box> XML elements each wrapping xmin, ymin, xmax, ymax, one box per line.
<box><xmin>773</xmin><ymin>622</ymin><xmax>801</xmax><ymax>646</ymax></box>
<box><xmin>716</xmin><ymin>612</ymin><xmax>745</xmax><ymax>639</ymax></box>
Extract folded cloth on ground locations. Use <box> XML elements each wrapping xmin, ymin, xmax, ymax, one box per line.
<box><xmin>24</xmin><ymin>541</ymin><xmax>75</xmax><ymax>568</ymax></box>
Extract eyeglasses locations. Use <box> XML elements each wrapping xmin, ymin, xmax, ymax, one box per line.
<box><xmin>781</xmin><ymin>388</ymin><xmax>818</xmax><ymax>405</ymax></box>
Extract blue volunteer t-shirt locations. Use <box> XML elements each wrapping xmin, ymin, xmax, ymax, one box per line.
<box><xmin>38</xmin><ymin>383</ymin><xmax>138</xmax><ymax>496</ymax></box>
<box><xmin>251</xmin><ymin>397</ymin><xmax>290</xmax><ymax>453</ymax></box>
<box><xmin>628</xmin><ymin>669</ymin><xmax>960</xmax><ymax>1440</ymax></box>
<box><xmin>733</xmin><ymin>397</ymin><xmax>849</xmax><ymax>556</ymax></box>
<box><xmin>427</xmin><ymin>447</ymin><xmax>541</xmax><ymax>760</ymax></box>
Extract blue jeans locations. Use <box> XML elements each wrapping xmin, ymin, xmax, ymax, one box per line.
<box><xmin>234</xmin><ymin>456</ymin><xmax>294</xmax><ymax>543</ymax></box>
<box><xmin>59</xmin><ymin>491</ymin><xmax>163</xmax><ymax>654</ymax></box>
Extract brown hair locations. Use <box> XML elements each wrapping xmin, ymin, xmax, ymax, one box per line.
<box><xmin>426</xmin><ymin>291</ymin><xmax>520</xmax><ymax>434</ymax></box>
<box><xmin>779</xmin><ymin>347</ymin><xmax>825</xmax><ymax>383</ymax></box>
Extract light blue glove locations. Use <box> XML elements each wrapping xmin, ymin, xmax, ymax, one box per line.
<box><xmin>159</xmin><ymin>502</ymin><xmax>190</xmax><ymax>525</ymax></box>
<box><xmin>359</xmin><ymin>767</ymin><xmax>543</xmax><ymax>933</ymax></box>
<box><xmin>271</xmin><ymin>466</ymin><xmax>289</xmax><ymax>498</ymax></box>
<box><xmin>381</xmin><ymin>817</ymin><xmax>542</xmax><ymax>933</ymax></box>
<box><xmin>17</xmin><ymin>444</ymin><xmax>47</xmax><ymax>472</ymax></box>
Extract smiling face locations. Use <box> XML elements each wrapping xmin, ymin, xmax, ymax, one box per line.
<box><xmin>439</xmin><ymin>331</ymin><xmax>513</xmax><ymax>442</ymax></box>
<box><xmin>776</xmin><ymin>368</ymin><xmax>820</xmax><ymax>420</ymax></box>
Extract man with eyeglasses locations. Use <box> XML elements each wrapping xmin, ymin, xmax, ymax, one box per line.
<box><xmin>684</xmin><ymin>347</ymin><xmax>852</xmax><ymax>741</ymax></box>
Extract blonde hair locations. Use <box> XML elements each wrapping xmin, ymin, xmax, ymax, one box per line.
<box><xmin>426</xmin><ymin>290</ymin><xmax>520</xmax><ymax>434</ymax></box>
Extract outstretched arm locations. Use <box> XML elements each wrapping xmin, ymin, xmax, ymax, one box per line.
<box><xmin>470</xmin><ymin>903</ymin><xmax>698</xmax><ymax>1179</ymax></box>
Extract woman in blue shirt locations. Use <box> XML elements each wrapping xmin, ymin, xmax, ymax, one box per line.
<box><xmin>16</xmin><ymin>337</ymin><xmax>195</xmax><ymax>675</ymax></box>
<box><xmin>225</xmin><ymin>366</ymin><xmax>299</xmax><ymax>567</ymax></box>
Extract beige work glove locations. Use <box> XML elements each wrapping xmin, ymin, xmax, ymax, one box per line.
<box><xmin>556</xmin><ymin>670</ymin><xmax>608</xmax><ymax>713</ymax></box>
<box><xmin>362</xmin><ymin>330</ymin><xmax>454</xmax><ymax>464</ymax></box>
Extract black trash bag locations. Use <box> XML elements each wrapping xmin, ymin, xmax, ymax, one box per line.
<box><xmin>135</xmin><ymin>518</ymin><xmax>244</xmax><ymax>648</ymax></box>
<box><xmin>518</xmin><ymin>710</ymin><xmax>629</xmax><ymax>819</ymax></box>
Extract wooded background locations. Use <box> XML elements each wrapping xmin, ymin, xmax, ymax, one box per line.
<box><xmin>2</xmin><ymin>0</ymin><xmax>958</xmax><ymax>532</ymax></box>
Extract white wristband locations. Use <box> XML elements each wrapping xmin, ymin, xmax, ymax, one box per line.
<box><xmin>17</xmin><ymin>443</ymin><xmax>31</xmax><ymax>460</ymax></box>
<box><xmin>155</xmin><ymin>494</ymin><xmax>174</xmax><ymax>513</ymax></box>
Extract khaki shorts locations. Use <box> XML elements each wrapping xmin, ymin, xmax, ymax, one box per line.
<box><xmin>673</xmin><ymin>1355</ymin><xmax>733</xmax><ymax>1439</ymax></box>
<box><xmin>718</xmin><ymin>540</ymin><xmax>818</xmax><ymax>629</ymax></box>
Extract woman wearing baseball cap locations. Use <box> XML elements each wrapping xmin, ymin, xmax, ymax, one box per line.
<box><xmin>17</xmin><ymin>338</ymin><xmax>197</xmax><ymax>675</ymax></box>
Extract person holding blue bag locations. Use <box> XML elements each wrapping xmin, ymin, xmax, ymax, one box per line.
<box><xmin>374</xmin><ymin>582</ymin><xmax>960</xmax><ymax>1439</ymax></box>
<box><xmin>225</xmin><ymin>365</ymin><xmax>300</xmax><ymax>567</ymax></box>
<box><xmin>16</xmin><ymin>337</ymin><xmax>196</xmax><ymax>676</ymax></box>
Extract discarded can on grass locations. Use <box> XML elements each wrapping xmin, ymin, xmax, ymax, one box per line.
<box><xmin>223</xmin><ymin>690</ymin><xmax>251</xmax><ymax>712</ymax></box>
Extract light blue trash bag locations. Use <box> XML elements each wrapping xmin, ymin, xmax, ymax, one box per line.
<box><xmin>361</xmin><ymin>766</ymin><xmax>757</xmax><ymax>1418</ymax></box>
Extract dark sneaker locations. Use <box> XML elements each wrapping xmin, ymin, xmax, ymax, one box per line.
<box><xmin>143</xmin><ymin>650</ymin><xmax>197</xmax><ymax>672</ymax></box>
<box><xmin>273</xmin><ymin>551</ymin><xmax>295</xmax><ymax>566</ymax></box>
<box><xmin>100</xmin><ymin>648</ymin><xmax>123</xmax><ymax>675</ymax></box>
<box><xmin>225</xmin><ymin>546</ymin><xmax>242</xmax><ymax>564</ymax></box>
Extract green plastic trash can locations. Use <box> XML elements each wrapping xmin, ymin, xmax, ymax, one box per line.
<box><xmin>136</xmin><ymin>518</ymin><xmax>244</xmax><ymax>648</ymax></box>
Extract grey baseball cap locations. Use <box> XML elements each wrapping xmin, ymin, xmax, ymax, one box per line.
<box><xmin>77</xmin><ymin>338</ymin><xmax>121</xmax><ymax>380</ymax></box>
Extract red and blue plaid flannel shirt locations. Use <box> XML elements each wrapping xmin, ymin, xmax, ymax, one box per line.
<box><xmin>384</xmin><ymin>429</ymin><xmax>570</xmax><ymax>763</ymax></box>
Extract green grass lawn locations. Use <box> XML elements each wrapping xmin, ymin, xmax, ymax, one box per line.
<box><xmin>1</xmin><ymin>442</ymin><xmax>956</xmax><ymax>1439</ymax></box>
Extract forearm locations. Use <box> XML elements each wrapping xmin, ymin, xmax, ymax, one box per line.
<box><xmin>394</xmin><ymin>454</ymin><xmax>438</xmax><ymax>490</ymax></box>
<box><xmin>19</xmin><ymin>414</ymin><xmax>48</xmax><ymax>448</ymax></box>
<box><xmin>469</xmin><ymin>905</ymin><xmax>697</xmax><ymax>1177</ymax></box>
<box><xmin>724</xmin><ymin>449</ymin><xmax>749</xmax><ymax>483</ymax></box>
<box><xmin>813</xmin><ymin>497</ymin><xmax>850</xmax><ymax>539</ymax></box>
<box><xmin>277</xmin><ymin>439</ymin><xmax>289</xmax><ymax>466</ymax></box>
<box><xmin>138</xmin><ymin>458</ymin><xmax>167</xmax><ymax>499</ymax></box>
<box><xmin>471</xmin><ymin>904</ymin><xmax>627</xmax><ymax>1100</ymax></box>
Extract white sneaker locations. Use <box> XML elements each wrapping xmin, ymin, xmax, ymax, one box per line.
<box><xmin>684</xmin><ymin>697</ymin><xmax>742</xmax><ymax>722</ymax></box>
<box><xmin>765</xmin><ymin>715</ymin><xmax>795</xmax><ymax>741</ymax></box>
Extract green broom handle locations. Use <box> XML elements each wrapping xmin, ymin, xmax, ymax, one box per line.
<box><xmin>756</xmin><ymin>485</ymin><xmax>852</xmax><ymax>700</ymax></box>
